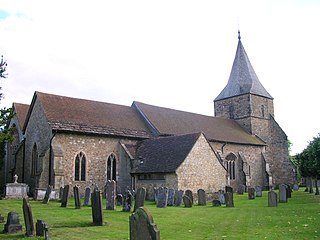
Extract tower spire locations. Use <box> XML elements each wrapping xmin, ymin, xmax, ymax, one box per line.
<box><xmin>238</xmin><ymin>30</ymin><xmax>241</xmax><ymax>40</ymax></box>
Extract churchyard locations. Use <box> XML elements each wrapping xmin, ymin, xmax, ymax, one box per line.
<box><xmin>0</xmin><ymin>188</ymin><xmax>319</xmax><ymax>239</ymax></box>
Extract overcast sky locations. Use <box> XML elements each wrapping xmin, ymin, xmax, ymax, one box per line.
<box><xmin>0</xmin><ymin>0</ymin><xmax>319</xmax><ymax>155</ymax></box>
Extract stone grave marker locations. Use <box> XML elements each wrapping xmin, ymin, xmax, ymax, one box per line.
<box><xmin>133</xmin><ymin>187</ymin><xmax>146</xmax><ymax>212</ymax></box>
<box><xmin>174</xmin><ymin>190</ymin><xmax>184</xmax><ymax>206</ymax></box>
<box><xmin>22</xmin><ymin>197</ymin><xmax>35</xmax><ymax>236</ymax></box>
<box><xmin>154</xmin><ymin>187</ymin><xmax>159</xmax><ymax>205</ymax></box>
<box><xmin>91</xmin><ymin>189</ymin><xmax>104</xmax><ymax>226</ymax></box>
<box><xmin>129</xmin><ymin>207</ymin><xmax>160</xmax><ymax>240</ymax></box>
<box><xmin>83</xmin><ymin>187</ymin><xmax>91</xmax><ymax>206</ymax></box>
<box><xmin>36</xmin><ymin>219</ymin><xmax>49</xmax><ymax>238</ymax></box>
<box><xmin>248</xmin><ymin>187</ymin><xmax>255</xmax><ymax>200</ymax></box>
<box><xmin>59</xmin><ymin>187</ymin><xmax>64</xmax><ymax>200</ymax></box>
<box><xmin>105</xmin><ymin>180</ymin><xmax>116</xmax><ymax>210</ymax></box>
<box><xmin>183</xmin><ymin>195</ymin><xmax>192</xmax><ymax>208</ymax></box>
<box><xmin>74</xmin><ymin>185</ymin><xmax>81</xmax><ymax>209</ymax></box>
<box><xmin>3</xmin><ymin>212</ymin><xmax>22</xmax><ymax>234</ymax></box>
<box><xmin>42</xmin><ymin>185</ymin><xmax>52</xmax><ymax>204</ymax></box>
<box><xmin>237</xmin><ymin>184</ymin><xmax>245</xmax><ymax>194</ymax></box>
<box><xmin>185</xmin><ymin>189</ymin><xmax>193</xmax><ymax>205</ymax></box>
<box><xmin>123</xmin><ymin>190</ymin><xmax>133</xmax><ymax>212</ymax></box>
<box><xmin>156</xmin><ymin>187</ymin><xmax>168</xmax><ymax>208</ymax></box>
<box><xmin>218</xmin><ymin>190</ymin><xmax>225</xmax><ymax>204</ymax></box>
<box><xmin>268</xmin><ymin>191</ymin><xmax>278</xmax><ymax>207</ymax></box>
<box><xmin>279</xmin><ymin>184</ymin><xmax>288</xmax><ymax>203</ymax></box>
<box><xmin>225</xmin><ymin>186</ymin><xmax>233</xmax><ymax>194</ymax></box>
<box><xmin>61</xmin><ymin>185</ymin><xmax>70</xmax><ymax>207</ymax></box>
<box><xmin>167</xmin><ymin>188</ymin><xmax>175</xmax><ymax>206</ymax></box>
<box><xmin>293</xmin><ymin>184</ymin><xmax>299</xmax><ymax>191</ymax></box>
<box><xmin>212</xmin><ymin>199</ymin><xmax>221</xmax><ymax>207</ymax></box>
<box><xmin>116</xmin><ymin>194</ymin><xmax>123</xmax><ymax>206</ymax></box>
<box><xmin>255</xmin><ymin>186</ymin><xmax>262</xmax><ymax>197</ymax></box>
<box><xmin>224</xmin><ymin>192</ymin><xmax>234</xmax><ymax>207</ymax></box>
<box><xmin>286</xmin><ymin>184</ymin><xmax>292</xmax><ymax>198</ymax></box>
<box><xmin>197</xmin><ymin>189</ymin><xmax>206</xmax><ymax>205</ymax></box>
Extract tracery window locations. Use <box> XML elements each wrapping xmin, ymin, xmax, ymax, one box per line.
<box><xmin>107</xmin><ymin>154</ymin><xmax>117</xmax><ymax>181</ymax></box>
<box><xmin>226</xmin><ymin>153</ymin><xmax>236</xmax><ymax>180</ymax></box>
<box><xmin>75</xmin><ymin>152</ymin><xmax>86</xmax><ymax>181</ymax></box>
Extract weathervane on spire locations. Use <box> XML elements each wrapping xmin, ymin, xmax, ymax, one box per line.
<box><xmin>238</xmin><ymin>30</ymin><xmax>241</xmax><ymax>40</ymax></box>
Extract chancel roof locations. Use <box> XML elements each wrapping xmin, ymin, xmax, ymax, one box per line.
<box><xmin>215</xmin><ymin>32</ymin><xmax>273</xmax><ymax>101</ymax></box>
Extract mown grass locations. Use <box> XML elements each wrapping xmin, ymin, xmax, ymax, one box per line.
<box><xmin>0</xmin><ymin>190</ymin><xmax>319</xmax><ymax>239</ymax></box>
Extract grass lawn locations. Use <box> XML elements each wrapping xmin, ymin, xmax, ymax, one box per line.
<box><xmin>0</xmin><ymin>190</ymin><xmax>319</xmax><ymax>240</ymax></box>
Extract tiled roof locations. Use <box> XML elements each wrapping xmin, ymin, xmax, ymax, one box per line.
<box><xmin>133</xmin><ymin>101</ymin><xmax>265</xmax><ymax>145</ymax></box>
<box><xmin>131</xmin><ymin>132</ymin><xmax>202</xmax><ymax>174</ymax></box>
<box><xmin>13</xmin><ymin>103</ymin><xmax>29</xmax><ymax>130</ymax></box>
<box><xmin>215</xmin><ymin>34</ymin><xmax>273</xmax><ymax>101</ymax></box>
<box><xmin>35</xmin><ymin>92</ymin><xmax>152</xmax><ymax>138</ymax></box>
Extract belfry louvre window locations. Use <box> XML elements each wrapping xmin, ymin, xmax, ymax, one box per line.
<box><xmin>75</xmin><ymin>152</ymin><xmax>86</xmax><ymax>181</ymax></box>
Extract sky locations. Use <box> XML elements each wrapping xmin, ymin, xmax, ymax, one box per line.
<box><xmin>0</xmin><ymin>0</ymin><xmax>319</xmax><ymax>155</ymax></box>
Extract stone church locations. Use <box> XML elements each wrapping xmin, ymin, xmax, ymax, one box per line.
<box><xmin>1</xmin><ymin>34</ymin><xmax>296</xmax><ymax>197</ymax></box>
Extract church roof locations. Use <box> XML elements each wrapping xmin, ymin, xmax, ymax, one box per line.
<box><xmin>133</xmin><ymin>101</ymin><xmax>265</xmax><ymax>145</ymax></box>
<box><xmin>13</xmin><ymin>103</ymin><xmax>29</xmax><ymax>130</ymax></box>
<box><xmin>27</xmin><ymin>92</ymin><xmax>152</xmax><ymax>139</ymax></box>
<box><xmin>131</xmin><ymin>132</ymin><xmax>202</xmax><ymax>174</ymax></box>
<box><xmin>215</xmin><ymin>32</ymin><xmax>273</xmax><ymax>101</ymax></box>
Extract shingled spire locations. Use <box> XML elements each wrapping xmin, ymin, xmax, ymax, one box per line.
<box><xmin>215</xmin><ymin>31</ymin><xmax>273</xmax><ymax>101</ymax></box>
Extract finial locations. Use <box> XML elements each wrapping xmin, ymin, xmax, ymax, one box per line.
<box><xmin>238</xmin><ymin>30</ymin><xmax>241</xmax><ymax>40</ymax></box>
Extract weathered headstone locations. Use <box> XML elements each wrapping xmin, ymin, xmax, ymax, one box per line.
<box><xmin>123</xmin><ymin>190</ymin><xmax>133</xmax><ymax>212</ymax></box>
<box><xmin>279</xmin><ymin>184</ymin><xmax>288</xmax><ymax>203</ymax></box>
<box><xmin>183</xmin><ymin>195</ymin><xmax>192</xmax><ymax>208</ymax></box>
<box><xmin>116</xmin><ymin>194</ymin><xmax>123</xmax><ymax>206</ymax></box>
<box><xmin>105</xmin><ymin>180</ymin><xmax>116</xmax><ymax>210</ymax></box>
<box><xmin>74</xmin><ymin>185</ymin><xmax>81</xmax><ymax>209</ymax></box>
<box><xmin>286</xmin><ymin>185</ymin><xmax>292</xmax><ymax>198</ymax></box>
<box><xmin>36</xmin><ymin>219</ymin><xmax>49</xmax><ymax>238</ymax></box>
<box><xmin>83</xmin><ymin>187</ymin><xmax>91</xmax><ymax>206</ymax></box>
<box><xmin>3</xmin><ymin>212</ymin><xmax>22</xmax><ymax>234</ymax></box>
<box><xmin>42</xmin><ymin>185</ymin><xmax>52</xmax><ymax>204</ymax></box>
<box><xmin>237</xmin><ymin>184</ymin><xmax>245</xmax><ymax>195</ymax></box>
<box><xmin>174</xmin><ymin>190</ymin><xmax>184</xmax><ymax>206</ymax></box>
<box><xmin>91</xmin><ymin>189</ymin><xmax>104</xmax><ymax>226</ymax></box>
<box><xmin>167</xmin><ymin>188</ymin><xmax>175</xmax><ymax>206</ymax></box>
<box><xmin>156</xmin><ymin>187</ymin><xmax>168</xmax><ymax>208</ymax></box>
<box><xmin>255</xmin><ymin>186</ymin><xmax>262</xmax><ymax>197</ymax></box>
<box><xmin>225</xmin><ymin>186</ymin><xmax>233</xmax><ymax>194</ymax></box>
<box><xmin>59</xmin><ymin>187</ymin><xmax>64</xmax><ymax>200</ymax></box>
<box><xmin>268</xmin><ymin>191</ymin><xmax>278</xmax><ymax>207</ymax></box>
<box><xmin>60</xmin><ymin>185</ymin><xmax>69</xmax><ymax>207</ymax></box>
<box><xmin>248</xmin><ymin>187</ymin><xmax>255</xmax><ymax>200</ymax></box>
<box><xmin>133</xmin><ymin>187</ymin><xmax>146</xmax><ymax>212</ymax></box>
<box><xmin>224</xmin><ymin>192</ymin><xmax>234</xmax><ymax>207</ymax></box>
<box><xmin>22</xmin><ymin>197</ymin><xmax>35</xmax><ymax>236</ymax></box>
<box><xmin>129</xmin><ymin>207</ymin><xmax>160</xmax><ymax>240</ymax></box>
<box><xmin>218</xmin><ymin>190</ymin><xmax>225</xmax><ymax>204</ymax></box>
<box><xmin>197</xmin><ymin>189</ymin><xmax>206</xmax><ymax>206</ymax></box>
<box><xmin>154</xmin><ymin>187</ymin><xmax>159</xmax><ymax>204</ymax></box>
<box><xmin>293</xmin><ymin>184</ymin><xmax>299</xmax><ymax>191</ymax></box>
<box><xmin>185</xmin><ymin>189</ymin><xmax>193</xmax><ymax>205</ymax></box>
<box><xmin>212</xmin><ymin>199</ymin><xmax>221</xmax><ymax>207</ymax></box>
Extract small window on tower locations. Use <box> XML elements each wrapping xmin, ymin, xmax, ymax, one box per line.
<box><xmin>229</xmin><ymin>105</ymin><xmax>234</xmax><ymax>119</ymax></box>
<box><xmin>261</xmin><ymin>105</ymin><xmax>265</xmax><ymax>118</ymax></box>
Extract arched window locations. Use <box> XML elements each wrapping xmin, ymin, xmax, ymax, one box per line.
<box><xmin>261</xmin><ymin>105</ymin><xmax>265</xmax><ymax>118</ymax></box>
<box><xmin>229</xmin><ymin>105</ymin><xmax>234</xmax><ymax>119</ymax></box>
<box><xmin>31</xmin><ymin>143</ymin><xmax>38</xmax><ymax>177</ymax></box>
<box><xmin>226</xmin><ymin>153</ymin><xmax>237</xmax><ymax>180</ymax></box>
<box><xmin>107</xmin><ymin>154</ymin><xmax>117</xmax><ymax>181</ymax></box>
<box><xmin>75</xmin><ymin>152</ymin><xmax>86</xmax><ymax>181</ymax></box>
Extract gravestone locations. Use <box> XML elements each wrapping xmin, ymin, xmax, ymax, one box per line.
<box><xmin>224</xmin><ymin>192</ymin><xmax>234</xmax><ymax>207</ymax></box>
<box><xmin>268</xmin><ymin>191</ymin><xmax>278</xmax><ymax>207</ymax></box>
<box><xmin>167</xmin><ymin>188</ymin><xmax>175</xmax><ymax>206</ymax></box>
<box><xmin>129</xmin><ymin>207</ymin><xmax>160</xmax><ymax>240</ymax></box>
<box><xmin>105</xmin><ymin>180</ymin><xmax>116</xmax><ymax>210</ymax></box>
<box><xmin>237</xmin><ymin>184</ymin><xmax>245</xmax><ymax>195</ymax></box>
<box><xmin>225</xmin><ymin>186</ymin><xmax>233</xmax><ymax>194</ymax></box>
<box><xmin>116</xmin><ymin>194</ymin><xmax>123</xmax><ymax>206</ymax></box>
<box><xmin>60</xmin><ymin>185</ymin><xmax>70</xmax><ymax>207</ymax></box>
<box><xmin>134</xmin><ymin>187</ymin><xmax>146</xmax><ymax>212</ymax></box>
<box><xmin>154</xmin><ymin>187</ymin><xmax>159</xmax><ymax>204</ymax></box>
<box><xmin>248</xmin><ymin>187</ymin><xmax>255</xmax><ymax>200</ymax></box>
<box><xmin>91</xmin><ymin>189</ymin><xmax>104</xmax><ymax>226</ymax></box>
<box><xmin>42</xmin><ymin>185</ymin><xmax>52</xmax><ymax>204</ymax></box>
<box><xmin>36</xmin><ymin>219</ymin><xmax>49</xmax><ymax>239</ymax></box>
<box><xmin>183</xmin><ymin>195</ymin><xmax>192</xmax><ymax>208</ymax></box>
<box><xmin>123</xmin><ymin>190</ymin><xmax>133</xmax><ymax>212</ymax></box>
<box><xmin>156</xmin><ymin>187</ymin><xmax>168</xmax><ymax>208</ymax></box>
<box><xmin>185</xmin><ymin>190</ymin><xmax>193</xmax><ymax>205</ymax></box>
<box><xmin>197</xmin><ymin>189</ymin><xmax>206</xmax><ymax>206</ymax></box>
<box><xmin>218</xmin><ymin>190</ymin><xmax>225</xmax><ymax>204</ymax></box>
<box><xmin>212</xmin><ymin>199</ymin><xmax>221</xmax><ymax>207</ymax></box>
<box><xmin>293</xmin><ymin>184</ymin><xmax>299</xmax><ymax>191</ymax></box>
<box><xmin>279</xmin><ymin>184</ymin><xmax>288</xmax><ymax>203</ymax></box>
<box><xmin>83</xmin><ymin>187</ymin><xmax>91</xmax><ymax>206</ymax></box>
<box><xmin>255</xmin><ymin>186</ymin><xmax>262</xmax><ymax>197</ymax></box>
<box><xmin>73</xmin><ymin>185</ymin><xmax>81</xmax><ymax>209</ymax></box>
<box><xmin>3</xmin><ymin>212</ymin><xmax>22</xmax><ymax>234</ymax></box>
<box><xmin>0</xmin><ymin>214</ymin><xmax>4</xmax><ymax>223</ymax></box>
<box><xmin>174</xmin><ymin>190</ymin><xmax>184</xmax><ymax>206</ymax></box>
<box><xmin>59</xmin><ymin>187</ymin><xmax>64</xmax><ymax>200</ymax></box>
<box><xmin>22</xmin><ymin>197</ymin><xmax>35</xmax><ymax>236</ymax></box>
<box><xmin>286</xmin><ymin>185</ymin><xmax>292</xmax><ymax>198</ymax></box>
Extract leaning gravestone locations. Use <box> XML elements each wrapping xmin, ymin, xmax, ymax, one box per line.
<box><xmin>36</xmin><ymin>219</ymin><xmax>49</xmax><ymax>239</ymax></box>
<box><xmin>156</xmin><ymin>187</ymin><xmax>168</xmax><ymax>208</ymax></box>
<box><xmin>237</xmin><ymin>184</ymin><xmax>245</xmax><ymax>194</ymax></box>
<box><xmin>197</xmin><ymin>189</ymin><xmax>206</xmax><ymax>206</ymax></box>
<box><xmin>3</xmin><ymin>212</ymin><xmax>23</xmax><ymax>234</ymax></box>
<box><xmin>91</xmin><ymin>189</ymin><xmax>104</xmax><ymax>226</ymax></box>
<box><xmin>255</xmin><ymin>186</ymin><xmax>262</xmax><ymax>197</ymax></box>
<box><xmin>183</xmin><ymin>195</ymin><xmax>192</xmax><ymax>208</ymax></box>
<box><xmin>22</xmin><ymin>197</ymin><xmax>35</xmax><ymax>236</ymax></box>
<box><xmin>225</xmin><ymin>192</ymin><xmax>234</xmax><ymax>207</ymax></box>
<box><xmin>74</xmin><ymin>185</ymin><xmax>81</xmax><ymax>209</ymax></box>
<box><xmin>248</xmin><ymin>187</ymin><xmax>255</xmax><ymax>200</ymax></box>
<box><xmin>134</xmin><ymin>187</ymin><xmax>146</xmax><ymax>212</ymax></box>
<box><xmin>61</xmin><ymin>185</ymin><xmax>70</xmax><ymax>207</ymax></box>
<box><xmin>42</xmin><ymin>185</ymin><xmax>52</xmax><ymax>204</ymax></box>
<box><xmin>83</xmin><ymin>187</ymin><xmax>91</xmax><ymax>206</ymax></box>
<box><xmin>105</xmin><ymin>180</ymin><xmax>116</xmax><ymax>210</ymax></box>
<box><xmin>218</xmin><ymin>190</ymin><xmax>225</xmax><ymax>204</ymax></box>
<box><xmin>185</xmin><ymin>190</ymin><xmax>193</xmax><ymax>205</ymax></box>
<box><xmin>123</xmin><ymin>190</ymin><xmax>133</xmax><ymax>212</ymax></box>
<box><xmin>268</xmin><ymin>191</ymin><xmax>278</xmax><ymax>207</ymax></box>
<box><xmin>130</xmin><ymin>207</ymin><xmax>160</xmax><ymax>240</ymax></box>
<box><xmin>279</xmin><ymin>184</ymin><xmax>288</xmax><ymax>203</ymax></box>
<box><xmin>167</xmin><ymin>188</ymin><xmax>175</xmax><ymax>206</ymax></box>
<box><xmin>174</xmin><ymin>190</ymin><xmax>184</xmax><ymax>206</ymax></box>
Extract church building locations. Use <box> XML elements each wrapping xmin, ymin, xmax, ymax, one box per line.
<box><xmin>1</xmin><ymin>33</ymin><xmax>296</xmax><ymax>197</ymax></box>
